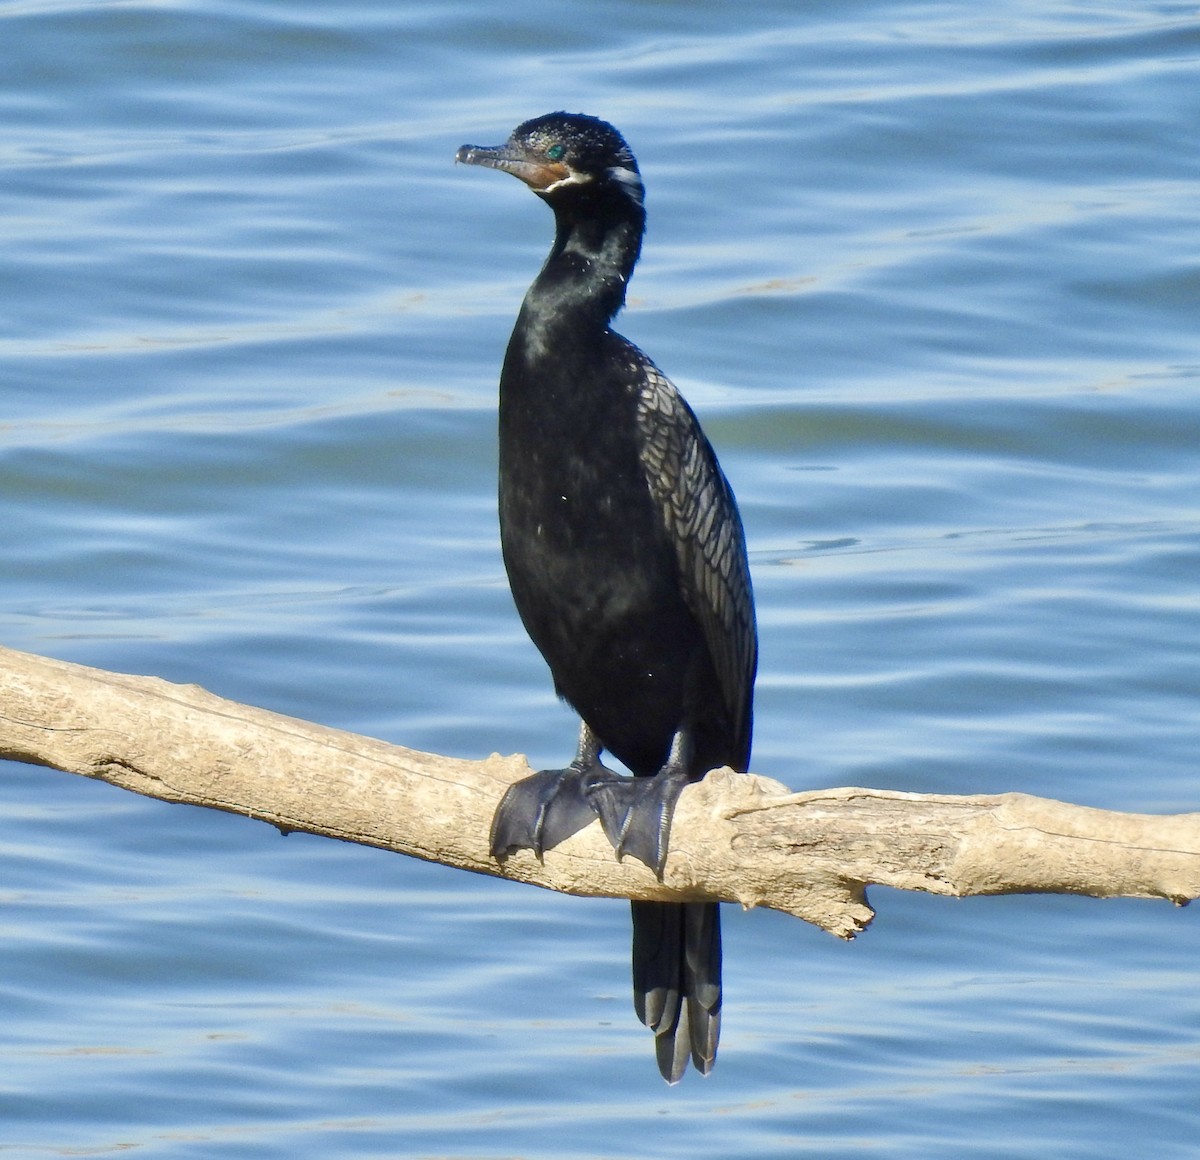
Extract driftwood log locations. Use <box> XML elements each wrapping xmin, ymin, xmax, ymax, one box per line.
<box><xmin>1</xmin><ymin>643</ymin><xmax>1197</xmax><ymax>938</ymax></box>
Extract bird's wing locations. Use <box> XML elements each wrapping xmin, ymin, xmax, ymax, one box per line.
<box><xmin>632</xmin><ymin>354</ymin><xmax>757</xmax><ymax>764</ymax></box>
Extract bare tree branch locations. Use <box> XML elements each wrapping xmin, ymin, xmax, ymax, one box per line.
<box><xmin>1</xmin><ymin>643</ymin><xmax>1197</xmax><ymax>938</ymax></box>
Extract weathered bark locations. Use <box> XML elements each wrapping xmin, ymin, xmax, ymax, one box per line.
<box><xmin>1</xmin><ymin>643</ymin><xmax>1196</xmax><ymax>938</ymax></box>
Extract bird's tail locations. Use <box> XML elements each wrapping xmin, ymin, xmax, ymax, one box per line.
<box><xmin>630</xmin><ymin>900</ymin><xmax>722</xmax><ymax>1082</ymax></box>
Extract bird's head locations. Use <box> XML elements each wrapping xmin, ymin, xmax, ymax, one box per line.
<box><xmin>456</xmin><ymin>111</ymin><xmax>644</xmax><ymax>209</ymax></box>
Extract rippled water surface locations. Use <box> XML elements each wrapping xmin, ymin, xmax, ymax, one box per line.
<box><xmin>3</xmin><ymin>1</ymin><xmax>1200</xmax><ymax>1156</ymax></box>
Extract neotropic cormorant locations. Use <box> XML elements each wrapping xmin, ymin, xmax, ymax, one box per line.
<box><xmin>457</xmin><ymin>112</ymin><xmax>757</xmax><ymax>1082</ymax></box>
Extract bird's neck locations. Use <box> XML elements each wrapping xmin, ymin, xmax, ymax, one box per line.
<box><xmin>523</xmin><ymin>198</ymin><xmax>645</xmax><ymax>336</ymax></box>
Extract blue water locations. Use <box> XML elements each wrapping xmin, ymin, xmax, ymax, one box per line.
<box><xmin>3</xmin><ymin>1</ymin><xmax>1200</xmax><ymax>1155</ymax></box>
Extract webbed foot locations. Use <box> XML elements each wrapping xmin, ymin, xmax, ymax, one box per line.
<box><xmin>585</xmin><ymin>766</ymin><xmax>692</xmax><ymax>879</ymax></box>
<box><xmin>490</xmin><ymin>758</ymin><xmax>617</xmax><ymax>860</ymax></box>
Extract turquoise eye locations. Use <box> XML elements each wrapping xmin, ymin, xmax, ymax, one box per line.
<box><xmin>546</xmin><ymin>143</ymin><xmax>566</xmax><ymax>161</ymax></box>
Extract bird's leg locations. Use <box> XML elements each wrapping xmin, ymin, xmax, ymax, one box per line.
<box><xmin>585</xmin><ymin>728</ymin><xmax>695</xmax><ymax>880</ymax></box>
<box><xmin>489</xmin><ymin>722</ymin><xmax>616</xmax><ymax>861</ymax></box>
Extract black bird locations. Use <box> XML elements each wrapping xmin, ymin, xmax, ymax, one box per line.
<box><xmin>456</xmin><ymin>112</ymin><xmax>756</xmax><ymax>1082</ymax></box>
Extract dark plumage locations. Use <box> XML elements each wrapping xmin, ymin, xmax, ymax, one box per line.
<box><xmin>457</xmin><ymin>112</ymin><xmax>757</xmax><ymax>1082</ymax></box>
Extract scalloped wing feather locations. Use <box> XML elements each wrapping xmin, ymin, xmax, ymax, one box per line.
<box><xmin>631</xmin><ymin>353</ymin><xmax>757</xmax><ymax>767</ymax></box>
